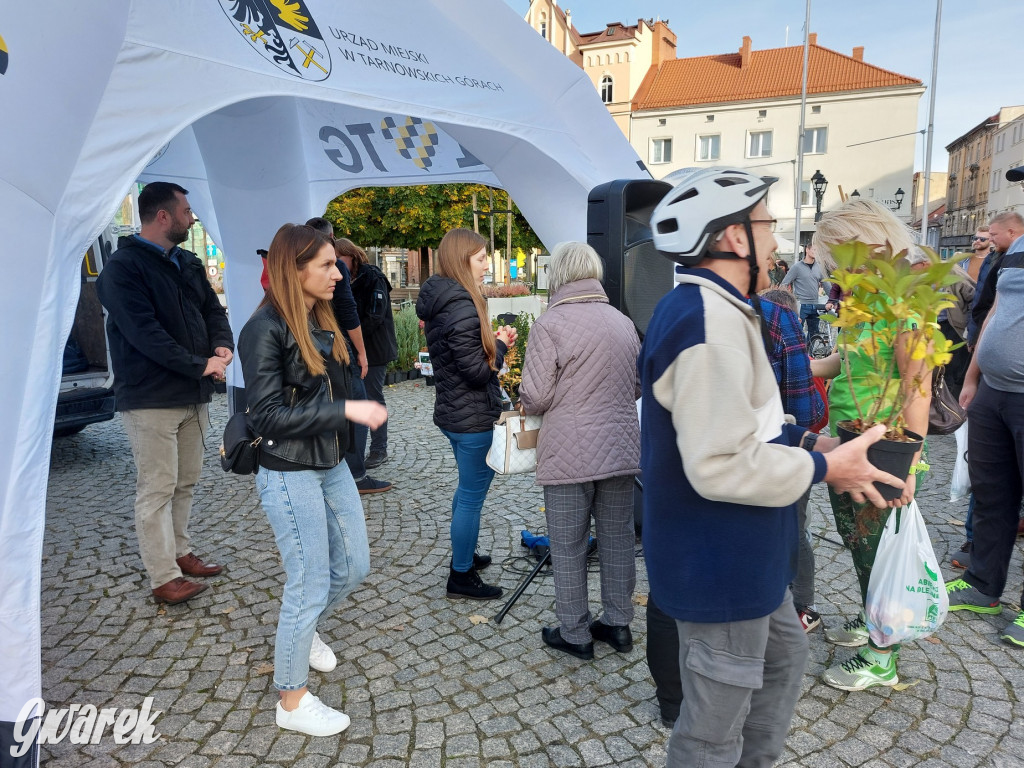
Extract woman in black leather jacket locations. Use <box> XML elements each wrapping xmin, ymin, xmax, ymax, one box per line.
<box><xmin>416</xmin><ymin>228</ymin><xmax>516</xmax><ymax>600</ymax></box>
<box><xmin>238</xmin><ymin>223</ymin><xmax>386</xmax><ymax>738</ymax></box>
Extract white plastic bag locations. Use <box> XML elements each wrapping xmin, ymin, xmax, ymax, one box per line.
<box><xmin>865</xmin><ymin>499</ymin><xmax>948</xmax><ymax>647</ymax></box>
<box><xmin>950</xmin><ymin>420</ymin><xmax>970</xmax><ymax>503</ymax></box>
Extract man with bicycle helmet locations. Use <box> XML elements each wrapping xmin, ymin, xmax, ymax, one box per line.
<box><xmin>638</xmin><ymin>167</ymin><xmax>905</xmax><ymax>766</ymax></box>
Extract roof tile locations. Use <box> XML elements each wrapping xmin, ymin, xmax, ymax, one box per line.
<box><xmin>636</xmin><ymin>43</ymin><xmax>921</xmax><ymax>110</ymax></box>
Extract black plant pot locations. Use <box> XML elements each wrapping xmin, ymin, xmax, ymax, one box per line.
<box><xmin>408</xmin><ymin>369</ymin><xmax>420</xmax><ymax>380</ymax></box>
<box><xmin>836</xmin><ymin>421</ymin><xmax>924</xmax><ymax>502</ymax></box>
<box><xmin>395</xmin><ymin>371</ymin><xmax>409</xmax><ymax>382</ymax></box>
<box><xmin>424</xmin><ymin>376</ymin><xmax>435</xmax><ymax>386</ymax></box>
<box><xmin>385</xmin><ymin>372</ymin><xmax>398</xmax><ymax>385</ymax></box>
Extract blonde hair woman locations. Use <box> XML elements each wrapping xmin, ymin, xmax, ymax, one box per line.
<box><xmin>810</xmin><ymin>200</ymin><xmax>932</xmax><ymax>692</ymax></box>
<box><xmin>416</xmin><ymin>229</ymin><xmax>517</xmax><ymax>599</ymax></box>
<box><xmin>238</xmin><ymin>223</ymin><xmax>387</xmax><ymax>736</ymax></box>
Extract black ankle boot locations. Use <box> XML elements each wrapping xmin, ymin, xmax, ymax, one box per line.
<box><xmin>473</xmin><ymin>552</ymin><xmax>492</xmax><ymax>570</ymax></box>
<box><xmin>446</xmin><ymin>566</ymin><xmax>502</xmax><ymax>600</ymax></box>
<box><xmin>449</xmin><ymin>553</ymin><xmax>493</xmax><ymax>570</ymax></box>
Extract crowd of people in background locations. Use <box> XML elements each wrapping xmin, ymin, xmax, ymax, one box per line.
<box><xmin>94</xmin><ymin>173</ymin><xmax>1024</xmax><ymax>761</ymax></box>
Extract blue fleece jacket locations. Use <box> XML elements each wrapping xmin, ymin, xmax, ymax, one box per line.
<box><xmin>639</xmin><ymin>269</ymin><xmax>827</xmax><ymax>623</ymax></box>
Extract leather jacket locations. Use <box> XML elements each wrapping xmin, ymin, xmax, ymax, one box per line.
<box><xmin>238</xmin><ymin>304</ymin><xmax>352</xmax><ymax>470</ymax></box>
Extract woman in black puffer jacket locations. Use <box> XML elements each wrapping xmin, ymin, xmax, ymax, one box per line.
<box><xmin>416</xmin><ymin>228</ymin><xmax>517</xmax><ymax>600</ymax></box>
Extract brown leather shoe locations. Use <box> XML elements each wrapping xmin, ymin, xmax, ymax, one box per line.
<box><xmin>176</xmin><ymin>552</ymin><xmax>223</xmax><ymax>577</ymax></box>
<box><xmin>152</xmin><ymin>577</ymin><xmax>208</xmax><ymax>605</ymax></box>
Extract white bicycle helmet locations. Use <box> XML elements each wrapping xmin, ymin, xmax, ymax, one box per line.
<box><xmin>651</xmin><ymin>167</ymin><xmax>776</xmax><ymax>266</ymax></box>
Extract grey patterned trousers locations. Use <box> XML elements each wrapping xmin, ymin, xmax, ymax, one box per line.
<box><xmin>544</xmin><ymin>475</ymin><xmax>637</xmax><ymax>644</ymax></box>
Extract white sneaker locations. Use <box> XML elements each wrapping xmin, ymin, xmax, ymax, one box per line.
<box><xmin>276</xmin><ymin>691</ymin><xmax>350</xmax><ymax>737</ymax></box>
<box><xmin>309</xmin><ymin>632</ymin><xmax>337</xmax><ymax>672</ymax></box>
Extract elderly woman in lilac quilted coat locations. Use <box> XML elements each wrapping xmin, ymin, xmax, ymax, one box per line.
<box><xmin>519</xmin><ymin>241</ymin><xmax>642</xmax><ymax>661</ymax></box>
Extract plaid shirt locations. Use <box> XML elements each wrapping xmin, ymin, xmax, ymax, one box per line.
<box><xmin>757</xmin><ymin>299</ymin><xmax>825</xmax><ymax>430</ymax></box>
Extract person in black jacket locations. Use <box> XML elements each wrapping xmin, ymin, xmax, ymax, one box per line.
<box><xmin>96</xmin><ymin>182</ymin><xmax>233</xmax><ymax>606</ymax></box>
<box><xmin>306</xmin><ymin>217</ymin><xmax>391</xmax><ymax>495</ymax></box>
<box><xmin>416</xmin><ymin>229</ymin><xmax>517</xmax><ymax>600</ymax></box>
<box><xmin>335</xmin><ymin>238</ymin><xmax>397</xmax><ymax>469</ymax></box>
<box><xmin>238</xmin><ymin>223</ymin><xmax>386</xmax><ymax>737</ymax></box>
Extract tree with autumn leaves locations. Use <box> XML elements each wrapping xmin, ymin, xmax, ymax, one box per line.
<box><xmin>324</xmin><ymin>184</ymin><xmax>542</xmax><ymax>282</ymax></box>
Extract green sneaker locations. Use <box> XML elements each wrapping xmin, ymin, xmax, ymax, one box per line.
<box><xmin>1000</xmin><ymin>612</ymin><xmax>1024</xmax><ymax>648</ymax></box>
<box><xmin>824</xmin><ymin>613</ymin><xmax>869</xmax><ymax>647</ymax></box>
<box><xmin>822</xmin><ymin>648</ymin><xmax>899</xmax><ymax>691</ymax></box>
<box><xmin>946</xmin><ymin>579</ymin><xmax>1001</xmax><ymax>614</ymax></box>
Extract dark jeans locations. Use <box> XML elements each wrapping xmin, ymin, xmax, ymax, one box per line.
<box><xmin>646</xmin><ymin>595</ymin><xmax>682</xmax><ymax>723</ymax></box>
<box><xmin>964</xmin><ymin>380</ymin><xmax>1024</xmax><ymax>605</ymax></box>
<box><xmin>791</xmin><ymin>490</ymin><xmax>815</xmax><ymax>611</ymax></box>
<box><xmin>799</xmin><ymin>304</ymin><xmax>820</xmax><ymax>346</ymax></box>
<box><xmin>344</xmin><ymin>363</ymin><xmax>368</xmax><ymax>482</ymax></box>
<box><xmin>364</xmin><ymin>364</ymin><xmax>388</xmax><ymax>454</ymax></box>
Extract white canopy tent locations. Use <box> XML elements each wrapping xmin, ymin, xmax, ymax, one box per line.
<box><xmin>0</xmin><ymin>0</ymin><xmax>647</xmax><ymax>741</ymax></box>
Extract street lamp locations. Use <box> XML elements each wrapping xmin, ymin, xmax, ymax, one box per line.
<box><xmin>811</xmin><ymin>169</ymin><xmax>828</xmax><ymax>222</ymax></box>
<box><xmin>894</xmin><ymin>187</ymin><xmax>905</xmax><ymax>210</ymax></box>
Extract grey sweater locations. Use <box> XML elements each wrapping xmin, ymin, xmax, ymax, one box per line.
<box><xmin>977</xmin><ymin>268</ymin><xmax>1024</xmax><ymax>393</ymax></box>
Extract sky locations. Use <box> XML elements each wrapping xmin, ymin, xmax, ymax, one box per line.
<box><xmin>505</xmin><ymin>0</ymin><xmax>1024</xmax><ymax>172</ymax></box>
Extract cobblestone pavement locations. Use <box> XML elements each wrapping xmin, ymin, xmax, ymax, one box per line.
<box><xmin>41</xmin><ymin>381</ymin><xmax>1024</xmax><ymax>767</ymax></box>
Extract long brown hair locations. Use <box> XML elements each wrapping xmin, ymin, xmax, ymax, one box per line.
<box><xmin>260</xmin><ymin>223</ymin><xmax>348</xmax><ymax>376</ymax></box>
<box><xmin>334</xmin><ymin>237</ymin><xmax>367</xmax><ymax>272</ymax></box>
<box><xmin>436</xmin><ymin>228</ymin><xmax>496</xmax><ymax>369</ymax></box>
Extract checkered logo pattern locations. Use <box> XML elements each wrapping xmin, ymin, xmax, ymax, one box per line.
<box><xmin>380</xmin><ymin>116</ymin><xmax>439</xmax><ymax>170</ymax></box>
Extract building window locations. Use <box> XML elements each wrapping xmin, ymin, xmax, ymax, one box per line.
<box><xmin>992</xmin><ymin>170</ymin><xmax>1001</xmax><ymax>192</ymax></box>
<box><xmin>811</xmin><ymin>105</ymin><xmax>821</xmax><ymax>114</ymax></box>
<box><xmin>539</xmin><ymin>20</ymin><xmax>547</xmax><ymax>38</ymax></box>
<box><xmin>600</xmin><ymin>76</ymin><xmax>613</xmax><ymax>104</ymax></box>
<box><xmin>651</xmin><ymin>138</ymin><xmax>673</xmax><ymax>164</ymax></box>
<box><xmin>697</xmin><ymin>135</ymin><xmax>720</xmax><ymax>161</ymax></box>
<box><xmin>705</xmin><ymin>114</ymin><xmax>715</xmax><ymax>123</ymax></box>
<box><xmin>803</xmin><ymin>126</ymin><xmax>828</xmax><ymax>154</ymax></box>
<box><xmin>800</xmin><ymin>181</ymin><xmax>811</xmax><ymax>207</ymax></box>
<box><xmin>758</xmin><ymin>109</ymin><xmax>767</xmax><ymax>118</ymax></box>
<box><xmin>748</xmin><ymin>130</ymin><xmax>773</xmax><ymax>158</ymax></box>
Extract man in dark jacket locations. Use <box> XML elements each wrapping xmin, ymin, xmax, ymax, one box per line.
<box><xmin>337</xmin><ymin>241</ymin><xmax>397</xmax><ymax>469</ymax></box>
<box><xmin>96</xmin><ymin>182</ymin><xmax>232</xmax><ymax>606</ymax></box>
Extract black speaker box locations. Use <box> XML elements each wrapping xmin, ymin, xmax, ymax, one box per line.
<box><xmin>588</xmin><ymin>179</ymin><xmax>675</xmax><ymax>338</ymax></box>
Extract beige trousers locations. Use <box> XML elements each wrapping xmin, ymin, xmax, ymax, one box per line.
<box><xmin>121</xmin><ymin>404</ymin><xmax>209</xmax><ymax>589</ymax></box>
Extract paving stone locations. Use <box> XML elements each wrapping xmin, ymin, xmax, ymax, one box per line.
<box><xmin>38</xmin><ymin>388</ymin><xmax>1024</xmax><ymax>766</ymax></box>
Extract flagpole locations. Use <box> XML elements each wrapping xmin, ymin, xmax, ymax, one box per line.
<box><xmin>793</xmin><ymin>0</ymin><xmax>812</xmax><ymax>253</ymax></box>
<box><xmin>920</xmin><ymin>0</ymin><xmax>943</xmax><ymax>245</ymax></box>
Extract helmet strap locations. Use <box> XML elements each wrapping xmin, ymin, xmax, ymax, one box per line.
<box><xmin>742</xmin><ymin>219</ymin><xmax>774</xmax><ymax>356</ymax></box>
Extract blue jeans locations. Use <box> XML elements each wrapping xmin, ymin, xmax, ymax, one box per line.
<box><xmin>345</xmin><ymin>363</ymin><xmax>369</xmax><ymax>481</ymax></box>
<box><xmin>364</xmin><ymin>365</ymin><xmax>388</xmax><ymax>454</ymax></box>
<box><xmin>441</xmin><ymin>429</ymin><xmax>495</xmax><ymax>572</ymax></box>
<box><xmin>800</xmin><ymin>304</ymin><xmax>821</xmax><ymax>346</ymax></box>
<box><xmin>256</xmin><ymin>461</ymin><xmax>370</xmax><ymax>691</ymax></box>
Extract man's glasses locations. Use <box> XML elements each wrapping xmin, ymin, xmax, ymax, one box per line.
<box><xmin>750</xmin><ymin>218</ymin><xmax>778</xmax><ymax>233</ymax></box>
<box><xmin>972</xmin><ymin>236</ymin><xmax>990</xmax><ymax>242</ymax></box>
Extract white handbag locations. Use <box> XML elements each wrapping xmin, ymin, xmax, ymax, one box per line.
<box><xmin>486</xmin><ymin>408</ymin><xmax>542</xmax><ymax>475</ymax></box>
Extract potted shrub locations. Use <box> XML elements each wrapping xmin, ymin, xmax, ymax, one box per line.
<box><xmin>492</xmin><ymin>311</ymin><xmax>533</xmax><ymax>406</ymax></box>
<box><xmin>392</xmin><ymin>306</ymin><xmax>425</xmax><ymax>379</ymax></box>
<box><xmin>826</xmin><ymin>240</ymin><xmax>960</xmax><ymax>498</ymax></box>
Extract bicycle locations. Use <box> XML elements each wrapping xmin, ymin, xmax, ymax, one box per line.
<box><xmin>806</xmin><ymin>303</ymin><xmax>837</xmax><ymax>359</ymax></box>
